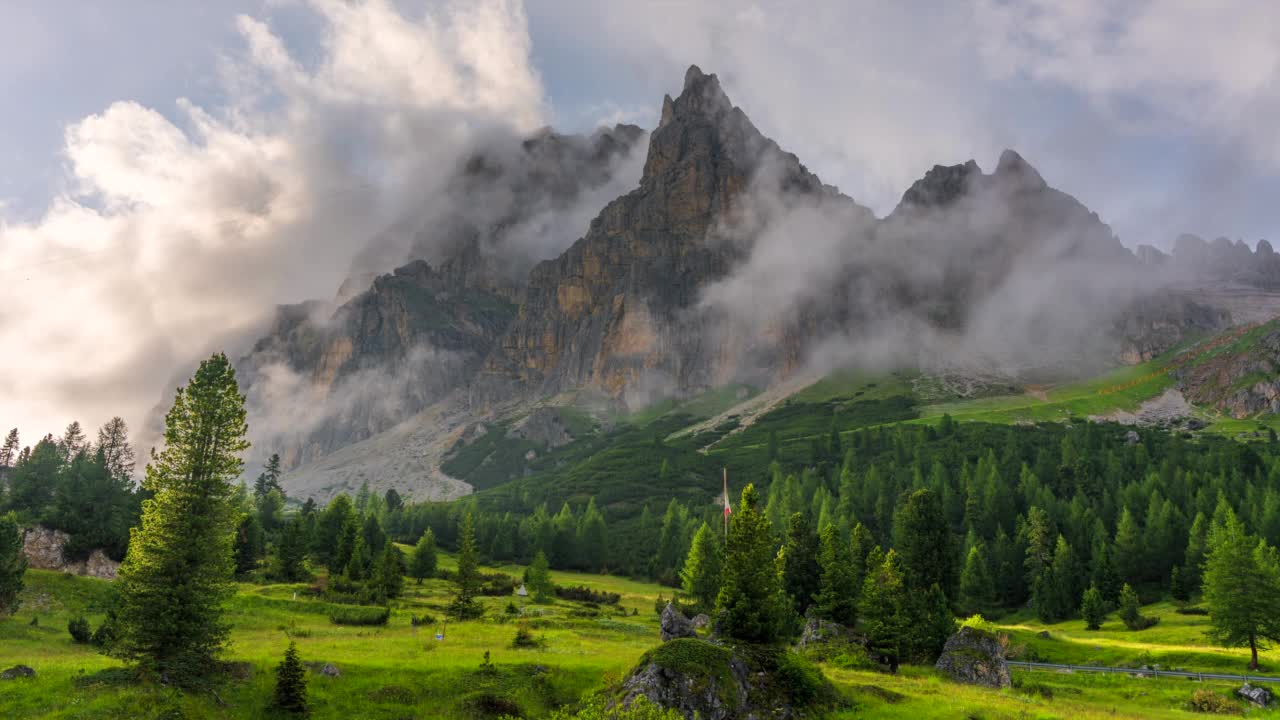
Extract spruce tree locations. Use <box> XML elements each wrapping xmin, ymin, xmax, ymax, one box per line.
<box><xmin>577</xmin><ymin>499</ymin><xmax>609</xmax><ymax>572</ymax></box>
<box><xmin>233</xmin><ymin>512</ymin><xmax>265</xmax><ymax>576</ymax></box>
<box><xmin>0</xmin><ymin>512</ymin><xmax>26</xmax><ymax>615</ymax></box>
<box><xmin>958</xmin><ymin>543</ymin><xmax>995</xmax><ymax>614</ymax></box>
<box><xmin>314</xmin><ymin>494</ymin><xmax>354</xmax><ymax>567</ymax></box>
<box><xmin>449</xmin><ymin>513</ymin><xmax>483</xmax><ymax>619</ymax></box>
<box><xmin>679</xmin><ymin>522</ymin><xmax>722</xmax><ymax>612</ymax></box>
<box><xmin>271</xmin><ymin>517</ymin><xmax>309</xmax><ymax>582</ymax></box>
<box><xmin>0</xmin><ymin>428</ymin><xmax>17</xmax><ymax>468</ymax></box>
<box><xmin>95</xmin><ymin>417</ymin><xmax>135</xmax><ymax>483</ymax></box>
<box><xmin>525</xmin><ymin>550</ymin><xmax>554</xmax><ymax>603</ymax></box>
<box><xmin>370</xmin><ymin>542</ymin><xmax>404</xmax><ymax>601</ymax></box>
<box><xmin>715</xmin><ymin>484</ymin><xmax>789</xmax><ymax>644</ymax></box>
<box><xmin>111</xmin><ymin>353</ymin><xmax>248</xmax><ymax>684</ymax></box>
<box><xmin>1202</xmin><ymin>510</ymin><xmax>1280</xmax><ymax>669</ymax></box>
<box><xmin>777</xmin><ymin>512</ymin><xmax>821</xmax><ymax>615</ymax></box>
<box><xmin>1113</xmin><ymin>507</ymin><xmax>1143</xmax><ymax>585</ymax></box>
<box><xmin>908</xmin><ymin>583</ymin><xmax>956</xmax><ymax>662</ymax></box>
<box><xmin>815</xmin><ymin>525</ymin><xmax>858</xmax><ymax>626</ymax></box>
<box><xmin>255</xmin><ymin>453</ymin><xmax>282</xmax><ymax>499</ymax></box>
<box><xmin>859</xmin><ymin>548</ymin><xmax>908</xmax><ymax>668</ymax></box>
<box><xmin>272</xmin><ymin>641</ymin><xmax>309</xmax><ymax>715</ymax></box>
<box><xmin>893</xmin><ymin>488</ymin><xmax>957</xmax><ymax>599</ymax></box>
<box><xmin>410</xmin><ymin>528</ymin><xmax>437</xmax><ymax>584</ymax></box>
<box><xmin>1081</xmin><ymin>584</ymin><xmax>1106</xmax><ymax>630</ymax></box>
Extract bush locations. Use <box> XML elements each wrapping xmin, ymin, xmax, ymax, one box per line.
<box><xmin>1188</xmin><ymin>689</ymin><xmax>1240</xmax><ymax>714</ymax></box>
<box><xmin>1176</xmin><ymin>606</ymin><xmax>1210</xmax><ymax>616</ymax></box>
<box><xmin>410</xmin><ymin>614</ymin><xmax>436</xmax><ymax>627</ymax></box>
<box><xmin>504</xmin><ymin>601</ymin><xmax>519</xmax><ymax>615</ymax></box>
<box><xmin>328</xmin><ymin>605</ymin><xmax>390</xmax><ymax>626</ymax></box>
<box><xmin>548</xmin><ymin>694</ymin><xmax>683</xmax><ymax>719</ymax></box>
<box><xmin>554</xmin><ymin>585</ymin><xmax>621</xmax><ymax>605</ymax></box>
<box><xmin>511</xmin><ymin>623</ymin><xmax>543</xmax><ymax>649</ymax></box>
<box><xmin>68</xmin><ymin>615</ymin><xmax>92</xmax><ymax>644</ymax></box>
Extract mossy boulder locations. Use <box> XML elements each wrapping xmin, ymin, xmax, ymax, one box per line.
<box><xmin>934</xmin><ymin>626</ymin><xmax>1011</xmax><ymax>689</ymax></box>
<box><xmin>620</xmin><ymin>638</ymin><xmax>840</xmax><ymax>719</ymax></box>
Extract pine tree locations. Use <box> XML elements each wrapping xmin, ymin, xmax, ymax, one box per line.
<box><xmin>0</xmin><ymin>512</ymin><xmax>26</xmax><ymax>615</ymax></box>
<box><xmin>715</xmin><ymin>484</ymin><xmax>789</xmax><ymax>644</ymax></box>
<box><xmin>526</xmin><ymin>550</ymin><xmax>554</xmax><ymax>603</ymax></box>
<box><xmin>315</xmin><ymin>494</ymin><xmax>354</xmax><ymax>567</ymax></box>
<box><xmin>849</xmin><ymin>522</ymin><xmax>874</xmax><ymax>591</ymax></box>
<box><xmin>815</xmin><ymin>525</ymin><xmax>858</xmax><ymax>626</ymax></box>
<box><xmin>777</xmin><ymin>512</ymin><xmax>821</xmax><ymax>615</ymax></box>
<box><xmin>859</xmin><ymin>548</ymin><xmax>909</xmax><ymax>668</ymax></box>
<box><xmin>410</xmin><ymin>528</ymin><xmax>437</xmax><ymax>584</ymax></box>
<box><xmin>1184</xmin><ymin>511</ymin><xmax>1209</xmax><ymax>590</ymax></box>
<box><xmin>1113</xmin><ymin>507</ymin><xmax>1143</xmax><ymax>585</ymax></box>
<box><xmin>272</xmin><ymin>641</ymin><xmax>309</xmax><ymax>715</ymax></box>
<box><xmin>908</xmin><ymin>583</ymin><xmax>956</xmax><ymax>662</ymax></box>
<box><xmin>370</xmin><ymin>543</ymin><xmax>404</xmax><ymax>601</ymax></box>
<box><xmin>333</xmin><ymin>515</ymin><xmax>360</xmax><ymax>574</ymax></box>
<box><xmin>361</xmin><ymin>513</ymin><xmax>387</xmax><ymax>558</ymax></box>
<box><xmin>449</xmin><ymin>513</ymin><xmax>483</xmax><ymax>619</ymax></box>
<box><xmin>958</xmin><ymin>543</ymin><xmax>995</xmax><ymax>614</ymax></box>
<box><xmin>95</xmin><ymin>417</ymin><xmax>135</xmax><ymax>483</ymax></box>
<box><xmin>893</xmin><ymin>489</ymin><xmax>956</xmax><ymax>598</ymax></box>
<box><xmin>1118</xmin><ymin>583</ymin><xmax>1155</xmax><ymax>631</ymax></box>
<box><xmin>233</xmin><ymin>512</ymin><xmax>265</xmax><ymax>576</ymax></box>
<box><xmin>1</xmin><ymin>428</ymin><xmax>19</xmax><ymax>467</ymax></box>
<box><xmin>59</xmin><ymin>420</ymin><xmax>87</xmax><ymax>461</ymax></box>
<box><xmin>255</xmin><ymin>454</ymin><xmax>283</xmax><ymax>499</ymax></box>
<box><xmin>343</xmin><ymin>533</ymin><xmax>370</xmax><ymax>582</ymax></box>
<box><xmin>1202</xmin><ymin>510</ymin><xmax>1280</xmax><ymax>669</ymax></box>
<box><xmin>679</xmin><ymin>522</ymin><xmax>722</xmax><ymax>612</ymax></box>
<box><xmin>258</xmin><ymin>488</ymin><xmax>285</xmax><ymax>537</ymax></box>
<box><xmin>111</xmin><ymin>353</ymin><xmax>248</xmax><ymax>684</ymax></box>
<box><xmin>1081</xmin><ymin>584</ymin><xmax>1106</xmax><ymax>630</ymax></box>
<box><xmin>271</xmin><ymin>518</ymin><xmax>309</xmax><ymax>582</ymax></box>
<box><xmin>577</xmin><ymin>499</ymin><xmax>609</xmax><ymax>572</ymax></box>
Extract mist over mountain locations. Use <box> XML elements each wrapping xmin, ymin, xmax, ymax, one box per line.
<box><xmin>227</xmin><ymin>65</ymin><xmax>1255</xmax><ymax>498</ymax></box>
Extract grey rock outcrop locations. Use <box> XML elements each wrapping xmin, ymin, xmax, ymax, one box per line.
<box><xmin>659</xmin><ymin>603</ymin><xmax>696</xmax><ymax>641</ymax></box>
<box><xmin>21</xmin><ymin>525</ymin><xmax>119</xmax><ymax>580</ymax></box>
<box><xmin>620</xmin><ymin>638</ymin><xmax>835</xmax><ymax>720</ymax></box>
<box><xmin>1238</xmin><ymin>683</ymin><xmax>1273</xmax><ymax>708</ymax></box>
<box><xmin>934</xmin><ymin>626</ymin><xmax>1012</xmax><ymax>689</ymax></box>
<box><xmin>691</xmin><ymin>613</ymin><xmax>711</xmax><ymax>629</ymax></box>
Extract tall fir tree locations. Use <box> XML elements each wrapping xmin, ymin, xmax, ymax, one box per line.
<box><xmin>410</xmin><ymin>528</ymin><xmax>437</xmax><ymax>584</ymax></box>
<box><xmin>1081</xmin><ymin>584</ymin><xmax>1106</xmax><ymax>630</ymax></box>
<box><xmin>715</xmin><ymin>484</ymin><xmax>789</xmax><ymax>644</ymax></box>
<box><xmin>958</xmin><ymin>543</ymin><xmax>996</xmax><ymax>614</ymax></box>
<box><xmin>0</xmin><ymin>512</ymin><xmax>26</xmax><ymax>615</ymax></box>
<box><xmin>449</xmin><ymin>513</ymin><xmax>483</xmax><ymax>619</ymax></box>
<box><xmin>679</xmin><ymin>522</ymin><xmax>723</xmax><ymax>612</ymax></box>
<box><xmin>525</xmin><ymin>550</ymin><xmax>554</xmax><ymax>603</ymax></box>
<box><xmin>859</xmin><ymin>548</ymin><xmax>909</xmax><ymax>668</ymax></box>
<box><xmin>815</xmin><ymin>524</ymin><xmax>858</xmax><ymax>626</ymax></box>
<box><xmin>0</xmin><ymin>428</ymin><xmax>17</xmax><ymax>468</ymax></box>
<box><xmin>111</xmin><ymin>353</ymin><xmax>248</xmax><ymax>684</ymax></box>
<box><xmin>271</xmin><ymin>517</ymin><xmax>309</xmax><ymax>582</ymax></box>
<box><xmin>1202</xmin><ymin>509</ymin><xmax>1280</xmax><ymax>669</ymax></box>
<box><xmin>777</xmin><ymin>512</ymin><xmax>821</xmax><ymax>615</ymax></box>
<box><xmin>370</xmin><ymin>543</ymin><xmax>404</xmax><ymax>601</ymax></box>
<box><xmin>96</xmin><ymin>417</ymin><xmax>135</xmax><ymax>483</ymax></box>
<box><xmin>893</xmin><ymin>489</ymin><xmax>957</xmax><ymax>599</ymax></box>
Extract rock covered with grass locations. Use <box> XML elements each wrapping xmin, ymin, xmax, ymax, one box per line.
<box><xmin>934</xmin><ymin>626</ymin><xmax>1011</xmax><ymax>689</ymax></box>
<box><xmin>620</xmin><ymin>638</ymin><xmax>840</xmax><ymax>719</ymax></box>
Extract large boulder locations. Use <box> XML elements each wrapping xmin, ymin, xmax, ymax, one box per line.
<box><xmin>21</xmin><ymin>525</ymin><xmax>120</xmax><ymax>579</ymax></box>
<box><xmin>660</xmin><ymin>603</ymin><xmax>696</xmax><ymax>641</ymax></box>
<box><xmin>1238</xmin><ymin>683</ymin><xmax>1273</xmax><ymax>708</ymax></box>
<box><xmin>620</xmin><ymin>638</ymin><xmax>837</xmax><ymax>720</ymax></box>
<box><xmin>1</xmin><ymin>665</ymin><xmax>36</xmax><ymax>680</ymax></box>
<box><xmin>934</xmin><ymin>626</ymin><xmax>1011</xmax><ymax>689</ymax></box>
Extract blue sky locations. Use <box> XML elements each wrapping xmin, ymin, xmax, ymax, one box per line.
<box><xmin>2</xmin><ymin>0</ymin><xmax>1280</xmax><ymax>442</ymax></box>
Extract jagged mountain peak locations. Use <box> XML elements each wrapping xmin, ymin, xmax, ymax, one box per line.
<box><xmin>993</xmin><ymin>148</ymin><xmax>1047</xmax><ymax>191</ymax></box>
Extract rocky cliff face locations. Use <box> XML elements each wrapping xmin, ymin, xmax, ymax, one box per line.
<box><xmin>478</xmin><ymin>66</ymin><xmax>852</xmax><ymax>407</ymax></box>
<box><xmin>1176</xmin><ymin>320</ymin><xmax>1280</xmax><ymax>418</ymax></box>
<box><xmin>238</xmin><ymin>259</ymin><xmax>517</xmax><ymax>471</ymax></box>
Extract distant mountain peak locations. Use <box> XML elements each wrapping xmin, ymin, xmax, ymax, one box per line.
<box><xmin>994</xmin><ymin>148</ymin><xmax>1047</xmax><ymax>191</ymax></box>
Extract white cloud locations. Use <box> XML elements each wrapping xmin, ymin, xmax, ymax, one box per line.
<box><xmin>0</xmin><ymin>0</ymin><xmax>545</xmax><ymax>449</ymax></box>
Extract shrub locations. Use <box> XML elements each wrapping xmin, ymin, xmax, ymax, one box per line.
<box><xmin>555</xmin><ymin>585</ymin><xmax>621</xmax><ymax>605</ymax></box>
<box><xmin>504</xmin><ymin>601</ymin><xmax>519</xmax><ymax>615</ymax></box>
<box><xmin>272</xmin><ymin>641</ymin><xmax>309</xmax><ymax>716</ymax></box>
<box><xmin>1176</xmin><ymin>606</ymin><xmax>1210</xmax><ymax>616</ymax></box>
<box><xmin>410</xmin><ymin>614</ymin><xmax>436</xmax><ymax>627</ymax></box>
<box><xmin>548</xmin><ymin>694</ymin><xmax>683</xmax><ymax>719</ymax></box>
<box><xmin>68</xmin><ymin>615</ymin><xmax>92</xmax><ymax>644</ymax></box>
<box><xmin>511</xmin><ymin>623</ymin><xmax>543</xmax><ymax>649</ymax></box>
<box><xmin>328</xmin><ymin>605</ymin><xmax>390</xmax><ymax>626</ymax></box>
<box><xmin>1188</xmin><ymin>689</ymin><xmax>1240</xmax><ymax>715</ymax></box>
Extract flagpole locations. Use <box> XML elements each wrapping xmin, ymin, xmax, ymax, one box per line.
<box><xmin>722</xmin><ymin>467</ymin><xmax>728</xmax><ymax>538</ymax></box>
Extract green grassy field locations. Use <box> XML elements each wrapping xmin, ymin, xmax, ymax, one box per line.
<box><xmin>4</xmin><ymin>563</ymin><xmax>1280</xmax><ymax>719</ymax></box>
